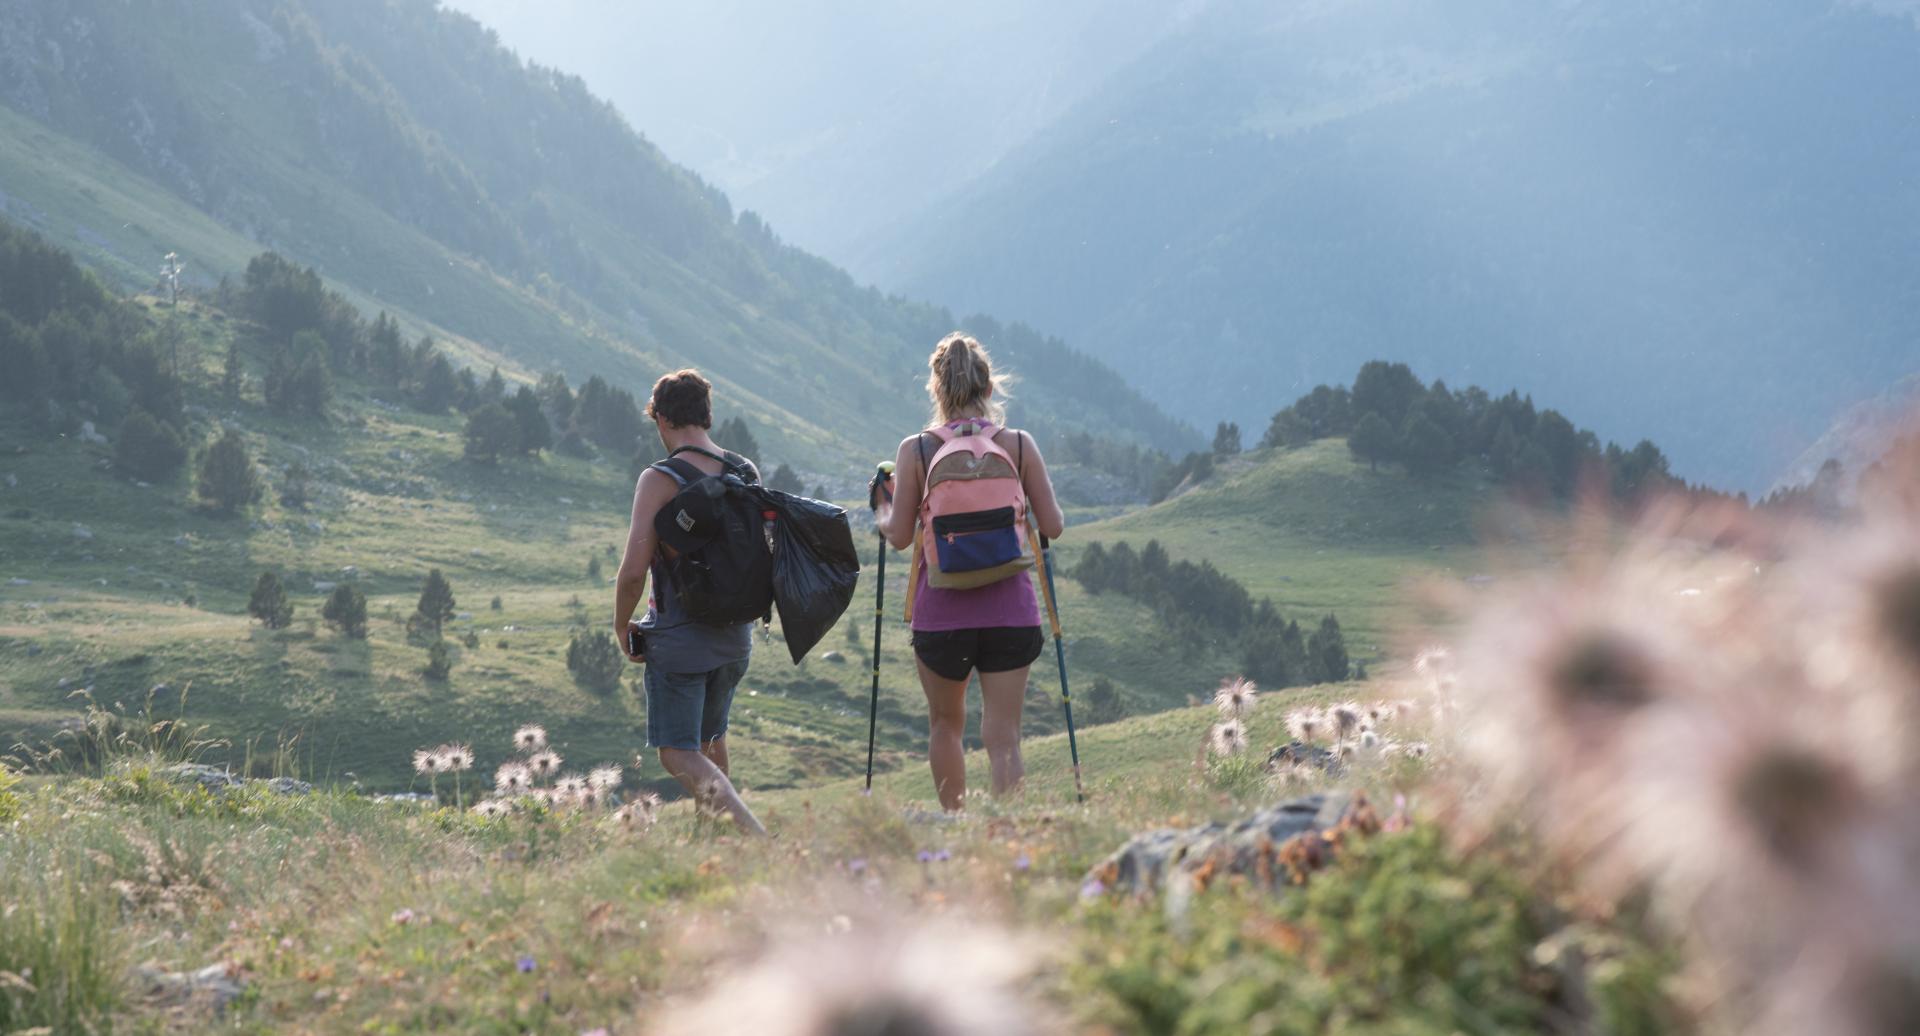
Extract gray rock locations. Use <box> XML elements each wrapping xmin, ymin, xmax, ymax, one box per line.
<box><xmin>162</xmin><ymin>763</ymin><xmax>238</xmax><ymax>791</ymax></box>
<box><xmin>78</xmin><ymin>420</ymin><xmax>108</xmax><ymax>445</ymax></box>
<box><xmin>263</xmin><ymin>777</ymin><xmax>313</xmax><ymax>796</ymax></box>
<box><xmin>134</xmin><ymin>961</ymin><xmax>246</xmax><ymax>1014</ymax></box>
<box><xmin>1266</xmin><ymin>741</ymin><xmax>1343</xmax><ymax>776</ymax></box>
<box><xmin>819</xmin><ymin>650</ymin><xmax>848</xmax><ymax>664</ymax></box>
<box><xmin>372</xmin><ymin>792</ymin><xmax>437</xmax><ymax>805</ymax></box>
<box><xmin>71</xmin><ymin>522</ymin><xmax>93</xmax><ymax>540</ymax></box>
<box><xmin>312</xmin><ymin>581</ymin><xmax>338</xmax><ymax>593</ymax></box>
<box><xmin>1085</xmin><ymin>792</ymin><xmax>1373</xmax><ymax>900</ymax></box>
<box><xmin>7</xmin><ymin>577</ymin><xmax>29</xmax><ymax>586</ymax></box>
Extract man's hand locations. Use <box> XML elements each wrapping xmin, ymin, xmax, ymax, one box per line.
<box><xmin>619</xmin><ymin>622</ymin><xmax>645</xmax><ymax>664</ymax></box>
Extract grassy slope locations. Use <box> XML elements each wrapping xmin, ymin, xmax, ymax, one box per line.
<box><xmin>1064</xmin><ymin>439</ymin><xmax>1494</xmax><ymax>656</ymax></box>
<box><xmin>0</xmin><ymin>294</ymin><xmax>1251</xmax><ymax>793</ymax></box>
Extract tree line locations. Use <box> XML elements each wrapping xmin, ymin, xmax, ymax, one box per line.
<box><xmin>1260</xmin><ymin>361</ymin><xmax>1722</xmax><ymax>504</ymax></box>
<box><xmin>1074</xmin><ymin>539</ymin><xmax>1351</xmax><ymax>689</ymax></box>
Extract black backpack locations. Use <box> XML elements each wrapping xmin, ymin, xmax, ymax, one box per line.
<box><xmin>650</xmin><ymin>446</ymin><xmax>776</xmax><ymax>626</ymax></box>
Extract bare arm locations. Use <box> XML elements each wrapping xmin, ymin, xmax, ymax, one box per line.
<box><xmin>1017</xmin><ymin>431</ymin><xmax>1067</xmax><ymax>542</ymax></box>
<box><xmin>878</xmin><ymin>435</ymin><xmax>924</xmax><ymax>552</ymax></box>
<box><xmin>613</xmin><ymin>468</ymin><xmax>678</xmax><ymax>659</ymax></box>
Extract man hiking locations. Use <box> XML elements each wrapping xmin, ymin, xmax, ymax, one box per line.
<box><xmin>614</xmin><ymin>369</ymin><xmax>767</xmax><ymax>835</ymax></box>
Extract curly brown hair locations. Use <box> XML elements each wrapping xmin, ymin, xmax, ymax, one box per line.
<box><xmin>647</xmin><ymin>369</ymin><xmax>713</xmax><ymax>429</ymax></box>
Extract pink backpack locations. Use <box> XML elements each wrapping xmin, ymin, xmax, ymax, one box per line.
<box><xmin>909</xmin><ymin>420</ymin><xmax>1036</xmax><ymax>599</ymax></box>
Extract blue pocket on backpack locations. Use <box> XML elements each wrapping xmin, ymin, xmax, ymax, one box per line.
<box><xmin>932</xmin><ymin>507</ymin><xmax>1022</xmax><ymax>573</ymax></box>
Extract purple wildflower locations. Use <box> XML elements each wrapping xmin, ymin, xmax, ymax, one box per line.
<box><xmin>916</xmin><ymin>849</ymin><xmax>933</xmax><ymax>863</ymax></box>
<box><xmin>1014</xmin><ymin>853</ymin><xmax>1032</xmax><ymax>872</ymax></box>
<box><xmin>516</xmin><ymin>954</ymin><xmax>536</xmax><ymax>974</ymax></box>
<box><xmin>847</xmin><ymin>857</ymin><xmax>868</xmax><ymax>875</ymax></box>
<box><xmin>934</xmin><ymin>849</ymin><xmax>952</xmax><ymax>862</ymax></box>
<box><xmin>1079</xmin><ymin>878</ymin><xmax>1107</xmax><ymax>901</ymax></box>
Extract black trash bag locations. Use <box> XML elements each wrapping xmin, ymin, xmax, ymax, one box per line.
<box><xmin>760</xmin><ymin>489</ymin><xmax>861</xmax><ymax>664</ymax></box>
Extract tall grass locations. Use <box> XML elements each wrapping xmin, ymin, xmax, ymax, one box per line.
<box><xmin>0</xmin><ymin>847</ymin><xmax>125</xmax><ymax>1033</ymax></box>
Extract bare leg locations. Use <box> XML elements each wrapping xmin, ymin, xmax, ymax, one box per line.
<box><xmin>657</xmin><ymin>746</ymin><xmax>766</xmax><ymax>836</ymax></box>
<box><xmin>917</xmin><ymin>658</ymin><xmax>970</xmax><ymax>812</ymax></box>
<box><xmin>978</xmin><ymin>667</ymin><xmax>1030</xmax><ymax>797</ymax></box>
<box><xmin>701</xmin><ymin>735</ymin><xmax>729</xmax><ymax>776</ymax></box>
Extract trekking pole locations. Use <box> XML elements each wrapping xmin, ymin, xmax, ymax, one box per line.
<box><xmin>1032</xmin><ymin>530</ymin><xmax>1086</xmax><ymax>803</ymax></box>
<box><xmin>864</xmin><ymin>462</ymin><xmax>894</xmax><ymax>792</ymax></box>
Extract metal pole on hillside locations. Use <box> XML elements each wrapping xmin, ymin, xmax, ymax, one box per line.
<box><xmin>1032</xmin><ymin>529</ymin><xmax>1085</xmax><ymax>803</ymax></box>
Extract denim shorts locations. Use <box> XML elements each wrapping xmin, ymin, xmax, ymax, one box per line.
<box><xmin>644</xmin><ymin>658</ymin><xmax>750</xmax><ymax>750</ymax></box>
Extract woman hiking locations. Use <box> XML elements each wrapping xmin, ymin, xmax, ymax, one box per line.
<box><xmin>873</xmin><ymin>333</ymin><xmax>1066</xmax><ymax>812</ymax></box>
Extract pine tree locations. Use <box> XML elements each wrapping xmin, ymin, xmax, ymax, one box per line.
<box><xmin>713</xmin><ymin>416</ymin><xmax>761</xmax><ymax>462</ymax></box>
<box><xmin>768</xmin><ymin>462</ymin><xmax>803</xmax><ymax>494</ymax></box>
<box><xmin>566</xmin><ymin>630</ymin><xmax>625</xmax><ymax>694</ymax></box>
<box><xmin>1398</xmin><ymin>411</ymin><xmax>1456</xmax><ymax>477</ymax></box>
<box><xmin>462</xmin><ymin>403</ymin><xmax>519</xmax><ymax>463</ymax></box>
<box><xmin>221</xmin><ymin>341</ymin><xmax>244</xmax><ymax>400</ymax></box>
<box><xmin>114</xmin><ymin>408</ymin><xmax>187</xmax><ymax>481</ymax></box>
<box><xmin>247</xmin><ymin>571</ymin><xmax>294</xmax><ymax>629</ymax></box>
<box><xmin>482</xmin><ymin>366</ymin><xmax>508</xmax><ymax>405</ymax></box>
<box><xmin>1212</xmin><ymin>421</ymin><xmax>1242</xmax><ymax>456</ymax></box>
<box><xmin>322</xmin><ymin>584</ymin><xmax>368</xmax><ymax>638</ymax></box>
<box><xmin>1348</xmin><ymin>412</ymin><xmax>1396</xmax><ymax>472</ymax></box>
<box><xmin>508</xmin><ymin>386</ymin><xmax>550</xmax><ymax>455</ymax></box>
<box><xmin>196</xmin><ymin>429</ymin><xmax>259</xmax><ymax>515</ymax></box>
<box><xmin>416</xmin><ymin>568</ymin><xmax>457</xmax><ymax>635</ymax></box>
<box><xmin>1082</xmin><ymin>677</ymin><xmax>1125</xmax><ymax>724</ymax></box>
<box><xmin>1308</xmin><ymin>615</ymin><xmax>1349</xmax><ymax>683</ymax></box>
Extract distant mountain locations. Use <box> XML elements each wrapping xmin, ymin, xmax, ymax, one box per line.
<box><xmin>443</xmin><ymin>0</ymin><xmax>1207</xmax><ymax>266</ymax></box>
<box><xmin>0</xmin><ymin>0</ymin><xmax>1192</xmax><ymax>469</ymax></box>
<box><xmin>866</xmin><ymin>0</ymin><xmax>1920</xmax><ymax>490</ymax></box>
<box><xmin>1772</xmin><ymin>373</ymin><xmax>1920</xmax><ymax>500</ymax></box>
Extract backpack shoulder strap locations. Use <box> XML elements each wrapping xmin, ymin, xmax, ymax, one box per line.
<box><xmin>669</xmin><ymin>445</ymin><xmax>755</xmax><ymax>482</ymax></box>
<box><xmin>649</xmin><ymin>457</ymin><xmax>704</xmax><ymax>488</ymax></box>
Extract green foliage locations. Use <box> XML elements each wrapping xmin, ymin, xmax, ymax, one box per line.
<box><xmin>322</xmin><ymin>584</ymin><xmax>369</xmax><ymax>638</ymax></box>
<box><xmin>195</xmin><ymin>427</ymin><xmax>258</xmax><ymax>515</ymax></box>
<box><xmin>0</xmin><ymin>853</ymin><xmax>123</xmax><ymax>1034</ymax></box>
<box><xmin>565</xmin><ymin>630</ymin><xmax>625</xmax><ymax>694</ymax></box>
<box><xmin>1347</xmin><ymin>411</ymin><xmax>1396</xmax><ymax>472</ymax></box>
<box><xmin>1212</xmin><ymin>421</ymin><xmax>1242</xmax><ymax>456</ymax></box>
<box><xmin>416</xmin><ymin>569</ymin><xmax>457</xmax><ymax>635</ymax></box>
<box><xmin>113</xmin><ymin>406</ymin><xmax>188</xmax><ymax>480</ymax></box>
<box><xmin>1082</xmin><ymin>676</ymin><xmax>1125</xmax><ymax>725</ymax></box>
<box><xmin>767</xmin><ymin>462</ymin><xmax>803</xmax><ymax>494</ymax></box>
<box><xmin>1308</xmin><ymin>615</ymin><xmax>1350</xmax><ymax>686</ymax></box>
<box><xmin>424</xmin><ymin>638</ymin><xmax>452</xmax><ymax>681</ymax></box>
<box><xmin>713</xmin><ymin>415</ymin><xmax>762</xmax><ymax>463</ymax></box>
<box><xmin>462</xmin><ymin>401</ymin><xmax>520</xmax><ymax>463</ymax></box>
<box><xmin>263</xmin><ymin>331</ymin><xmax>332</xmax><ymax>417</ymax></box>
<box><xmin>280</xmin><ymin>459</ymin><xmax>312</xmax><ymax>510</ymax></box>
<box><xmin>247</xmin><ymin>571</ymin><xmax>294</xmax><ymax>629</ymax></box>
<box><xmin>1074</xmin><ymin>827</ymin><xmax>1552</xmax><ymax>1034</ymax></box>
<box><xmin>508</xmin><ymin>385</ymin><xmax>551</xmax><ymax>455</ymax></box>
<box><xmin>0</xmin><ymin>764</ymin><xmax>19</xmax><ymax>824</ymax></box>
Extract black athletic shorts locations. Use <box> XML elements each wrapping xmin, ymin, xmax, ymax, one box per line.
<box><xmin>911</xmin><ymin>626</ymin><xmax>1045</xmax><ymax>682</ymax></box>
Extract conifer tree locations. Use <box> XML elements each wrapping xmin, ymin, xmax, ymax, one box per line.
<box><xmin>322</xmin><ymin>584</ymin><xmax>368</xmax><ymax>638</ymax></box>
<box><xmin>248</xmin><ymin>571</ymin><xmax>294</xmax><ymax>629</ymax></box>
<box><xmin>1348</xmin><ymin>411</ymin><xmax>1396</xmax><ymax>472</ymax></box>
<box><xmin>416</xmin><ymin>568</ymin><xmax>457</xmax><ymax>635</ymax></box>
<box><xmin>196</xmin><ymin>429</ymin><xmax>259</xmax><ymax>515</ymax></box>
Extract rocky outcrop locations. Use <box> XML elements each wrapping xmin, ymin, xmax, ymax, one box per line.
<box><xmin>1084</xmin><ymin>792</ymin><xmax>1380</xmax><ymax>905</ymax></box>
<box><xmin>161</xmin><ymin>764</ymin><xmax>310</xmax><ymax>796</ymax></box>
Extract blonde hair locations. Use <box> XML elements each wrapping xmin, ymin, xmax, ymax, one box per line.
<box><xmin>926</xmin><ymin>332</ymin><xmax>1010</xmax><ymax>426</ymax></box>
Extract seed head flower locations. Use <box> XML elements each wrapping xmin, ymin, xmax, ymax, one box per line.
<box><xmin>1212</xmin><ymin>676</ymin><xmax>1258</xmax><ymax>718</ymax></box>
<box><xmin>1329</xmin><ymin>702</ymin><xmax>1362</xmax><ymax>740</ymax></box>
<box><xmin>472</xmin><ymin>799</ymin><xmax>510</xmax><ymax>819</ymax></box>
<box><xmin>495</xmin><ymin>761</ymin><xmax>532</xmax><ymax>794</ymax></box>
<box><xmin>1208</xmin><ymin>718</ymin><xmax>1249</xmax><ymax>757</ymax></box>
<box><xmin>442</xmin><ymin>744</ymin><xmax>474</xmax><ymax>773</ymax></box>
<box><xmin>555</xmin><ymin>774</ymin><xmax>589</xmax><ymax>798</ymax></box>
<box><xmin>1285</xmin><ymin>708</ymin><xmax>1324</xmax><ymax>744</ymax></box>
<box><xmin>512</xmin><ymin>724</ymin><xmax>548</xmax><ymax>752</ymax></box>
<box><xmin>588</xmin><ymin>765</ymin><xmax>623</xmax><ymax>793</ymax></box>
<box><xmin>527</xmin><ymin>750</ymin><xmax>562</xmax><ymax>778</ymax></box>
<box><xmin>411</xmin><ymin>748</ymin><xmax>435</xmax><ymax>775</ymax></box>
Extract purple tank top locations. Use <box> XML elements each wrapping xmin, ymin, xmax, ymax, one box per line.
<box><xmin>909</xmin><ymin>420</ymin><xmax>1044</xmax><ymax>632</ymax></box>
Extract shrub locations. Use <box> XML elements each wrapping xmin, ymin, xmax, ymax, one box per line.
<box><xmin>425</xmin><ymin>639</ymin><xmax>452</xmax><ymax>681</ymax></box>
<box><xmin>322</xmin><ymin>584</ymin><xmax>368</xmax><ymax>638</ymax></box>
<box><xmin>195</xmin><ymin>428</ymin><xmax>259</xmax><ymax>515</ymax></box>
<box><xmin>567</xmin><ymin>630</ymin><xmax>625</xmax><ymax>694</ymax></box>
<box><xmin>416</xmin><ymin>568</ymin><xmax>456</xmax><ymax>635</ymax></box>
<box><xmin>247</xmin><ymin>571</ymin><xmax>294</xmax><ymax>629</ymax></box>
<box><xmin>113</xmin><ymin>407</ymin><xmax>187</xmax><ymax>480</ymax></box>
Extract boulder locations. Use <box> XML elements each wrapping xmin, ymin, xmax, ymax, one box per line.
<box><xmin>1083</xmin><ymin>792</ymin><xmax>1380</xmax><ymax>903</ymax></box>
<box><xmin>820</xmin><ymin>650</ymin><xmax>848</xmax><ymax>664</ymax></box>
<box><xmin>162</xmin><ymin>763</ymin><xmax>238</xmax><ymax>791</ymax></box>
<box><xmin>72</xmin><ymin>522</ymin><xmax>94</xmax><ymax>540</ymax></box>
<box><xmin>134</xmin><ymin>961</ymin><xmax>246</xmax><ymax>1014</ymax></box>
<box><xmin>263</xmin><ymin>777</ymin><xmax>313</xmax><ymax>796</ymax></box>
<box><xmin>312</xmin><ymin>581</ymin><xmax>338</xmax><ymax>593</ymax></box>
<box><xmin>1266</xmin><ymin>740</ymin><xmax>1342</xmax><ymax>775</ymax></box>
